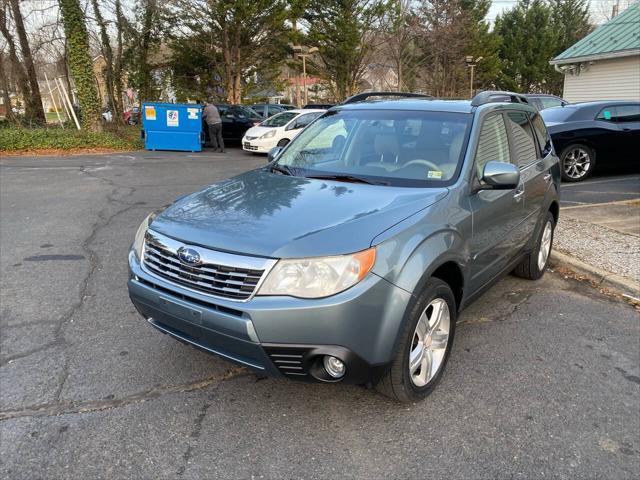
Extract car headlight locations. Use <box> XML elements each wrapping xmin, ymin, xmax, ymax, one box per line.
<box><xmin>258</xmin><ymin>248</ymin><xmax>376</xmax><ymax>298</ymax></box>
<box><xmin>132</xmin><ymin>211</ymin><xmax>159</xmax><ymax>260</ymax></box>
<box><xmin>260</xmin><ymin>129</ymin><xmax>276</xmax><ymax>139</ymax></box>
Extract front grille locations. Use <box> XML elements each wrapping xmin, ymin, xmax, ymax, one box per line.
<box><xmin>142</xmin><ymin>231</ymin><xmax>270</xmax><ymax>301</ymax></box>
<box><xmin>264</xmin><ymin>347</ymin><xmax>309</xmax><ymax>377</ymax></box>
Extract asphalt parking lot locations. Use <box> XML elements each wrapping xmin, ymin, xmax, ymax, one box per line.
<box><xmin>1</xmin><ymin>148</ymin><xmax>639</xmax><ymax>479</ymax></box>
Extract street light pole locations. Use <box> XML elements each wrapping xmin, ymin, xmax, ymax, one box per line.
<box><xmin>465</xmin><ymin>55</ymin><xmax>483</xmax><ymax>98</ymax></box>
<box><xmin>302</xmin><ymin>54</ymin><xmax>307</xmax><ymax>106</ymax></box>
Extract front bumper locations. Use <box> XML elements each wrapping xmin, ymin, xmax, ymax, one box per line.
<box><xmin>242</xmin><ymin>137</ymin><xmax>275</xmax><ymax>153</ymax></box>
<box><xmin>128</xmin><ymin>251</ymin><xmax>411</xmax><ymax>384</ymax></box>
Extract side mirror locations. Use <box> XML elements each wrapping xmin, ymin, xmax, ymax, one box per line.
<box><xmin>481</xmin><ymin>161</ymin><xmax>520</xmax><ymax>190</ymax></box>
<box><xmin>267</xmin><ymin>146</ymin><xmax>283</xmax><ymax>162</ymax></box>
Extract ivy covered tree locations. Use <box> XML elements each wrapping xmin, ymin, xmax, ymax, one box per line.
<box><xmin>58</xmin><ymin>0</ymin><xmax>102</xmax><ymax>131</ymax></box>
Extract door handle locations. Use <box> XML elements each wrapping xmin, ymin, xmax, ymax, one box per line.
<box><xmin>543</xmin><ymin>173</ymin><xmax>552</xmax><ymax>182</ymax></box>
<box><xmin>513</xmin><ymin>186</ymin><xmax>525</xmax><ymax>201</ymax></box>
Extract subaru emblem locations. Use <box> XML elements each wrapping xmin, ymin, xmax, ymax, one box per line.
<box><xmin>177</xmin><ymin>247</ymin><xmax>201</xmax><ymax>266</ymax></box>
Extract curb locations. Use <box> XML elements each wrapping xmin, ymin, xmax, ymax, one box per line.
<box><xmin>549</xmin><ymin>250</ymin><xmax>640</xmax><ymax>302</ymax></box>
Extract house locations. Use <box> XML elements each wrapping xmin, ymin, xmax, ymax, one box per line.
<box><xmin>550</xmin><ymin>3</ymin><xmax>640</xmax><ymax>102</ymax></box>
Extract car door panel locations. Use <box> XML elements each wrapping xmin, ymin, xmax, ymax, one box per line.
<box><xmin>468</xmin><ymin>113</ymin><xmax>526</xmax><ymax>292</ymax></box>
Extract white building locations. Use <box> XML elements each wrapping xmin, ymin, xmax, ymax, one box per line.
<box><xmin>550</xmin><ymin>3</ymin><xmax>640</xmax><ymax>103</ymax></box>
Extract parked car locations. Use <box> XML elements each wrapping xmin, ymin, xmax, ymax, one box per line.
<box><xmin>249</xmin><ymin>104</ymin><xmax>288</xmax><ymax>119</ymax></box>
<box><xmin>202</xmin><ymin>104</ymin><xmax>262</xmax><ymax>144</ymax></box>
<box><xmin>541</xmin><ymin>101</ymin><xmax>640</xmax><ymax>182</ymax></box>
<box><xmin>524</xmin><ymin>94</ymin><xmax>568</xmax><ymax>111</ymax></box>
<box><xmin>128</xmin><ymin>90</ymin><xmax>560</xmax><ymax>403</ymax></box>
<box><xmin>303</xmin><ymin>103</ymin><xmax>335</xmax><ymax>109</ymax></box>
<box><xmin>242</xmin><ymin>109</ymin><xmax>325</xmax><ymax>153</ymax></box>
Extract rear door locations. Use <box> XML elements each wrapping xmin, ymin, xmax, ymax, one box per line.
<box><xmin>611</xmin><ymin>104</ymin><xmax>640</xmax><ymax>169</ymax></box>
<box><xmin>505</xmin><ymin>110</ymin><xmax>550</xmax><ymax>239</ymax></box>
<box><xmin>468</xmin><ymin>112</ymin><xmax>527</xmax><ymax>290</ymax></box>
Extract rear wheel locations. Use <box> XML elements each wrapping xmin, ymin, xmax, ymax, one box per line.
<box><xmin>560</xmin><ymin>144</ymin><xmax>594</xmax><ymax>182</ymax></box>
<box><xmin>376</xmin><ymin>278</ymin><xmax>456</xmax><ymax>403</ymax></box>
<box><xmin>513</xmin><ymin>211</ymin><xmax>555</xmax><ymax>280</ymax></box>
<box><xmin>277</xmin><ymin>138</ymin><xmax>290</xmax><ymax>147</ymax></box>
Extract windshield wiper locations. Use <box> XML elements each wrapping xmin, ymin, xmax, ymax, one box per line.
<box><xmin>304</xmin><ymin>174</ymin><xmax>388</xmax><ymax>185</ymax></box>
<box><xmin>269</xmin><ymin>164</ymin><xmax>293</xmax><ymax>176</ymax></box>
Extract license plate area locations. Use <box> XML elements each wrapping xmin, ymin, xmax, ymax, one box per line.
<box><xmin>158</xmin><ymin>295</ymin><xmax>202</xmax><ymax>325</ymax></box>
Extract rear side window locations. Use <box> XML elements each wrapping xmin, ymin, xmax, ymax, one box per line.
<box><xmin>613</xmin><ymin>105</ymin><xmax>640</xmax><ymax>122</ymax></box>
<box><xmin>530</xmin><ymin>113</ymin><xmax>552</xmax><ymax>156</ymax></box>
<box><xmin>475</xmin><ymin>114</ymin><xmax>511</xmax><ymax>176</ymax></box>
<box><xmin>540</xmin><ymin>97</ymin><xmax>564</xmax><ymax>109</ymax></box>
<box><xmin>294</xmin><ymin>112</ymin><xmax>322</xmax><ymax>129</ymax></box>
<box><xmin>506</xmin><ymin>111</ymin><xmax>537</xmax><ymax>167</ymax></box>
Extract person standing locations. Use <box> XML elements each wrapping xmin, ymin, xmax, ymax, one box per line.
<box><xmin>202</xmin><ymin>102</ymin><xmax>225</xmax><ymax>153</ymax></box>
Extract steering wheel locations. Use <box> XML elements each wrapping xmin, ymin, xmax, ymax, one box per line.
<box><xmin>402</xmin><ymin>159</ymin><xmax>441</xmax><ymax>171</ymax></box>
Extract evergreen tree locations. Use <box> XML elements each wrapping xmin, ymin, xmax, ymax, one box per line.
<box><xmin>494</xmin><ymin>0</ymin><xmax>558</xmax><ymax>93</ymax></box>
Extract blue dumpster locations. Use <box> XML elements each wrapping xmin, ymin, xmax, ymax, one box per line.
<box><xmin>141</xmin><ymin>102</ymin><xmax>203</xmax><ymax>152</ymax></box>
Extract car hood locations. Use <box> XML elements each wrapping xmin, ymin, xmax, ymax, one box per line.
<box><xmin>150</xmin><ymin>169</ymin><xmax>448</xmax><ymax>258</ymax></box>
<box><xmin>244</xmin><ymin>126</ymin><xmax>278</xmax><ymax>138</ymax></box>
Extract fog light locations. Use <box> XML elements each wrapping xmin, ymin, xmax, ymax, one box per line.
<box><xmin>323</xmin><ymin>356</ymin><xmax>345</xmax><ymax>378</ymax></box>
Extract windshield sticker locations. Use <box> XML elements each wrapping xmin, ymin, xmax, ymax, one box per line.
<box><xmin>603</xmin><ymin>110</ymin><xmax>612</xmax><ymax>120</ymax></box>
<box><xmin>427</xmin><ymin>171</ymin><xmax>443</xmax><ymax>179</ymax></box>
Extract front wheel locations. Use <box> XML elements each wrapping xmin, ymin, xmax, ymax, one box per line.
<box><xmin>560</xmin><ymin>144</ymin><xmax>594</xmax><ymax>182</ymax></box>
<box><xmin>376</xmin><ymin>278</ymin><xmax>456</xmax><ymax>403</ymax></box>
<box><xmin>277</xmin><ymin>138</ymin><xmax>290</xmax><ymax>147</ymax></box>
<box><xmin>513</xmin><ymin>211</ymin><xmax>555</xmax><ymax>280</ymax></box>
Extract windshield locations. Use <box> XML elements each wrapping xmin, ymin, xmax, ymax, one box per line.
<box><xmin>274</xmin><ymin>110</ymin><xmax>471</xmax><ymax>187</ymax></box>
<box><xmin>262</xmin><ymin>112</ymin><xmax>298</xmax><ymax>127</ymax></box>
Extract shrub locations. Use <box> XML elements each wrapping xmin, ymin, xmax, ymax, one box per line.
<box><xmin>0</xmin><ymin>125</ymin><xmax>143</xmax><ymax>152</ymax></box>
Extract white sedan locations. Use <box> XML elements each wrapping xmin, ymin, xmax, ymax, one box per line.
<box><xmin>242</xmin><ymin>109</ymin><xmax>325</xmax><ymax>153</ymax></box>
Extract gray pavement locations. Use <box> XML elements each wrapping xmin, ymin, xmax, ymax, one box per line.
<box><xmin>560</xmin><ymin>174</ymin><xmax>640</xmax><ymax>207</ymax></box>
<box><xmin>1</xmin><ymin>149</ymin><xmax>639</xmax><ymax>479</ymax></box>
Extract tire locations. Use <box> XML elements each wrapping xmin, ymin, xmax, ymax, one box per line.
<box><xmin>277</xmin><ymin>138</ymin><xmax>289</xmax><ymax>147</ymax></box>
<box><xmin>560</xmin><ymin>144</ymin><xmax>594</xmax><ymax>182</ymax></box>
<box><xmin>513</xmin><ymin>211</ymin><xmax>555</xmax><ymax>280</ymax></box>
<box><xmin>376</xmin><ymin>278</ymin><xmax>457</xmax><ymax>403</ymax></box>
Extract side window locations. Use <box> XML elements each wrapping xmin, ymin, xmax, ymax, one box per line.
<box><xmin>475</xmin><ymin>113</ymin><xmax>510</xmax><ymax>177</ymax></box>
<box><xmin>540</xmin><ymin>97</ymin><xmax>563</xmax><ymax>109</ymax></box>
<box><xmin>612</xmin><ymin>105</ymin><xmax>640</xmax><ymax>122</ymax></box>
<box><xmin>252</xmin><ymin>106</ymin><xmax>265</xmax><ymax>117</ymax></box>
<box><xmin>231</xmin><ymin>106</ymin><xmax>246</xmax><ymax>118</ymax></box>
<box><xmin>294</xmin><ymin>113</ymin><xmax>320</xmax><ymax>129</ymax></box>
<box><xmin>505</xmin><ymin>111</ymin><xmax>538</xmax><ymax>167</ymax></box>
<box><xmin>596</xmin><ymin>106</ymin><xmax>616</xmax><ymax>122</ymax></box>
<box><xmin>529</xmin><ymin>112</ymin><xmax>552</xmax><ymax>156</ymax></box>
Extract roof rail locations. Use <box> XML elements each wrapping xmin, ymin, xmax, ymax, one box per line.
<box><xmin>471</xmin><ymin>90</ymin><xmax>529</xmax><ymax>107</ymax></box>
<box><xmin>342</xmin><ymin>91</ymin><xmax>433</xmax><ymax>105</ymax></box>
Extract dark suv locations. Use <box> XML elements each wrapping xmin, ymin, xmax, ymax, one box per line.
<box><xmin>128</xmin><ymin>91</ymin><xmax>560</xmax><ymax>402</ymax></box>
<box><xmin>202</xmin><ymin>104</ymin><xmax>262</xmax><ymax>143</ymax></box>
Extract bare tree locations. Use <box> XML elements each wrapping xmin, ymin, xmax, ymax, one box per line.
<box><xmin>8</xmin><ymin>0</ymin><xmax>45</xmax><ymax>122</ymax></box>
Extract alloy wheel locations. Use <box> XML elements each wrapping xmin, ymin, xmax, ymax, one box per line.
<box><xmin>538</xmin><ymin>220</ymin><xmax>553</xmax><ymax>271</ymax></box>
<box><xmin>409</xmin><ymin>298</ymin><xmax>450</xmax><ymax>387</ymax></box>
<box><xmin>563</xmin><ymin>147</ymin><xmax>591</xmax><ymax>179</ymax></box>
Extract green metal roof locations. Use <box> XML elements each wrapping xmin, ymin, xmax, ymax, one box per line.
<box><xmin>551</xmin><ymin>3</ymin><xmax>640</xmax><ymax>64</ymax></box>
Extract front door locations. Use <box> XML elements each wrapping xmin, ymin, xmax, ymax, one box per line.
<box><xmin>505</xmin><ymin>111</ymin><xmax>550</xmax><ymax>239</ymax></box>
<box><xmin>468</xmin><ymin>112</ymin><xmax>527</xmax><ymax>292</ymax></box>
